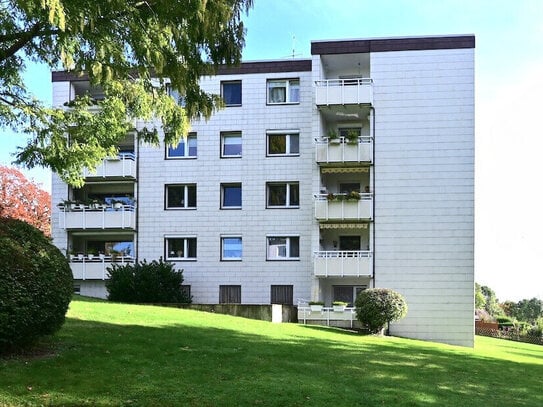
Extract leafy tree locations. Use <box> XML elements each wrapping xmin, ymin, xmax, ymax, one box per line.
<box><xmin>513</xmin><ymin>298</ymin><xmax>543</xmax><ymax>324</ymax></box>
<box><xmin>479</xmin><ymin>284</ymin><xmax>501</xmax><ymax>317</ymax></box>
<box><xmin>0</xmin><ymin>165</ymin><xmax>51</xmax><ymax>236</ymax></box>
<box><xmin>474</xmin><ymin>283</ymin><xmax>486</xmax><ymax>310</ymax></box>
<box><xmin>1</xmin><ymin>0</ymin><xmax>253</xmax><ymax>186</ymax></box>
<box><xmin>355</xmin><ymin>288</ymin><xmax>408</xmax><ymax>334</ymax></box>
<box><xmin>500</xmin><ymin>300</ymin><xmax>517</xmax><ymax>318</ymax></box>
<box><xmin>0</xmin><ymin>217</ymin><xmax>72</xmax><ymax>352</ymax></box>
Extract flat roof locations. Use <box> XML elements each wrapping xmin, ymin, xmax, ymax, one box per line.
<box><xmin>311</xmin><ymin>34</ymin><xmax>475</xmax><ymax>55</ymax></box>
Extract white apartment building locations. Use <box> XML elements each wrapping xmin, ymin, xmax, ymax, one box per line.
<box><xmin>51</xmin><ymin>35</ymin><xmax>475</xmax><ymax>346</ymax></box>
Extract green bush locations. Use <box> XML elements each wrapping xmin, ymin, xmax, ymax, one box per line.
<box><xmin>106</xmin><ymin>258</ymin><xmax>191</xmax><ymax>303</ymax></box>
<box><xmin>496</xmin><ymin>316</ymin><xmax>515</xmax><ymax>329</ymax></box>
<box><xmin>0</xmin><ymin>217</ymin><xmax>73</xmax><ymax>352</ymax></box>
<box><xmin>355</xmin><ymin>288</ymin><xmax>408</xmax><ymax>334</ymax></box>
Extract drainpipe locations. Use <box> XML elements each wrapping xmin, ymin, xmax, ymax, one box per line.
<box><xmin>135</xmin><ymin>132</ymin><xmax>139</xmax><ymax>263</ymax></box>
<box><xmin>369</xmin><ymin>106</ymin><xmax>376</xmax><ymax>288</ymax></box>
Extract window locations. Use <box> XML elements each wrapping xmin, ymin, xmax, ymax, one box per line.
<box><xmin>267</xmin><ymin>182</ymin><xmax>299</xmax><ymax>208</ymax></box>
<box><xmin>267</xmin><ymin>79</ymin><xmax>300</xmax><ymax>104</ymax></box>
<box><xmin>333</xmin><ymin>285</ymin><xmax>367</xmax><ymax>307</ymax></box>
<box><xmin>167</xmin><ymin>133</ymin><xmax>197</xmax><ymax>158</ymax></box>
<box><xmin>221</xmin><ymin>237</ymin><xmax>242</xmax><ymax>260</ymax></box>
<box><xmin>339</xmin><ymin>236</ymin><xmax>361</xmax><ymax>251</ymax></box>
<box><xmin>267</xmin><ymin>131</ymin><xmax>299</xmax><ymax>156</ymax></box>
<box><xmin>221</xmin><ymin>132</ymin><xmax>242</xmax><ymax>157</ymax></box>
<box><xmin>267</xmin><ymin>236</ymin><xmax>299</xmax><ymax>260</ymax></box>
<box><xmin>271</xmin><ymin>285</ymin><xmax>293</xmax><ymax>305</ymax></box>
<box><xmin>221</xmin><ymin>183</ymin><xmax>242</xmax><ymax>209</ymax></box>
<box><xmin>165</xmin><ymin>237</ymin><xmax>197</xmax><ymax>260</ymax></box>
<box><xmin>221</xmin><ymin>81</ymin><xmax>242</xmax><ymax>106</ymax></box>
<box><xmin>219</xmin><ymin>285</ymin><xmax>241</xmax><ymax>304</ymax></box>
<box><xmin>165</xmin><ymin>184</ymin><xmax>197</xmax><ymax>209</ymax></box>
<box><xmin>166</xmin><ymin>83</ymin><xmax>185</xmax><ymax>106</ymax></box>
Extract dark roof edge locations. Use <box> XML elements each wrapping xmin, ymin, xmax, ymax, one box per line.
<box><xmin>52</xmin><ymin>60</ymin><xmax>312</xmax><ymax>82</ymax></box>
<box><xmin>311</xmin><ymin>35</ymin><xmax>475</xmax><ymax>55</ymax></box>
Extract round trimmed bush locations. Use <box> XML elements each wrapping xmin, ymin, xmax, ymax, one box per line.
<box><xmin>355</xmin><ymin>288</ymin><xmax>408</xmax><ymax>334</ymax></box>
<box><xmin>0</xmin><ymin>217</ymin><xmax>73</xmax><ymax>351</ymax></box>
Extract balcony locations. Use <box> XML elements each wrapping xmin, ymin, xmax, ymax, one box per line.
<box><xmin>59</xmin><ymin>203</ymin><xmax>136</xmax><ymax>229</ymax></box>
<box><xmin>70</xmin><ymin>254</ymin><xmax>135</xmax><ymax>280</ymax></box>
<box><xmin>315</xmin><ymin>193</ymin><xmax>372</xmax><ymax>221</ymax></box>
<box><xmin>82</xmin><ymin>153</ymin><xmax>136</xmax><ymax>179</ymax></box>
<box><xmin>315</xmin><ymin>78</ymin><xmax>373</xmax><ymax>106</ymax></box>
<box><xmin>316</xmin><ymin>137</ymin><xmax>372</xmax><ymax>164</ymax></box>
<box><xmin>298</xmin><ymin>305</ymin><xmax>358</xmax><ymax>328</ymax></box>
<box><xmin>314</xmin><ymin>251</ymin><xmax>373</xmax><ymax>277</ymax></box>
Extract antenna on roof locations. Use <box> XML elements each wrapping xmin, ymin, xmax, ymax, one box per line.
<box><xmin>290</xmin><ymin>34</ymin><xmax>302</xmax><ymax>58</ymax></box>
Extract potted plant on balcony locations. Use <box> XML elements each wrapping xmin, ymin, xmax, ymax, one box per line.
<box><xmin>112</xmin><ymin>199</ymin><xmax>124</xmax><ymax>210</ymax></box>
<box><xmin>87</xmin><ymin>247</ymin><xmax>97</xmax><ymax>260</ymax></box>
<box><xmin>345</xmin><ymin>190</ymin><xmax>361</xmax><ymax>201</ymax></box>
<box><xmin>345</xmin><ymin>129</ymin><xmax>360</xmax><ymax>144</ymax></box>
<box><xmin>308</xmin><ymin>301</ymin><xmax>325</xmax><ymax>312</ymax></box>
<box><xmin>327</xmin><ymin>129</ymin><xmax>340</xmax><ymax>144</ymax></box>
<box><xmin>332</xmin><ymin>301</ymin><xmax>348</xmax><ymax>312</ymax></box>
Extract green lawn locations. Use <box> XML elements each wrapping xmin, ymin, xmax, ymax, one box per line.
<box><xmin>1</xmin><ymin>297</ymin><xmax>542</xmax><ymax>406</ymax></box>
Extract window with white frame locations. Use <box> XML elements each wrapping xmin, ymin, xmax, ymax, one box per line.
<box><xmin>219</xmin><ymin>285</ymin><xmax>241</xmax><ymax>304</ymax></box>
<box><xmin>266</xmin><ymin>131</ymin><xmax>299</xmax><ymax>156</ymax></box>
<box><xmin>267</xmin><ymin>182</ymin><xmax>299</xmax><ymax>208</ymax></box>
<box><xmin>165</xmin><ymin>184</ymin><xmax>197</xmax><ymax>209</ymax></box>
<box><xmin>165</xmin><ymin>237</ymin><xmax>197</xmax><ymax>260</ymax></box>
<box><xmin>221</xmin><ymin>183</ymin><xmax>242</xmax><ymax>209</ymax></box>
<box><xmin>267</xmin><ymin>79</ymin><xmax>300</xmax><ymax>104</ymax></box>
<box><xmin>221</xmin><ymin>236</ymin><xmax>242</xmax><ymax>261</ymax></box>
<box><xmin>167</xmin><ymin>133</ymin><xmax>197</xmax><ymax>158</ymax></box>
<box><xmin>267</xmin><ymin>236</ymin><xmax>299</xmax><ymax>260</ymax></box>
<box><xmin>333</xmin><ymin>285</ymin><xmax>367</xmax><ymax>307</ymax></box>
<box><xmin>221</xmin><ymin>81</ymin><xmax>242</xmax><ymax>106</ymax></box>
<box><xmin>221</xmin><ymin>132</ymin><xmax>242</xmax><ymax>157</ymax></box>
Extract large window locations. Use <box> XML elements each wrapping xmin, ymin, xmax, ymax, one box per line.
<box><xmin>221</xmin><ymin>236</ymin><xmax>242</xmax><ymax>261</ymax></box>
<box><xmin>165</xmin><ymin>237</ymin><xmax>197</xmax><ymax>260</ymax></box>
<box><xmin>267</xmin><ymin>182</ymin><xmax>299</xmax><ymax>208</ymax></box>
<box><xmin>333</xmin><ymin>285</ymin><xmax>367</xmax><ymax>307</ymax></box>
<box><xmin>221</xmin><ymin>81</ymin><xmax>242</xmax><ymax>106</ymax></box>
<box><xmin>167</xmin><ymin>133</ymin><xmax>197</xmax><ymax>158</ymax></box>
<box><xmin>267</xmin><ymin>131</ymin><xmax>299</xmax><ymax>156</ymax></box>
<box><xmin>267</xmin><ymin>79</ymin><xmax>300</xmax><ymax>104</ymax></box>
<box><xmin>267</xmin><ymin>236</ymin><xmax>299</xmax><ymax>260</ymax></box>
<box><xmin>219</xmin><ymin>285</ymin><xmax>241</xmax><ymax>304</ymax></box>
<box><xmin>221</xmin><ymin>132</ymin><xmax>242</xmax><ymax>157</ymax></box>
<box><xmin>271</xmin><ymin>285</ymin><xmax>293</xmax><ymax>305</ymax></box>
<box><xmin>165</xmin><ymin>184</ymin><xmax>197</xmax><ymax>209</ymax></box>
<box><xmin>221</xmin><ymin>183</ymin><xmax>242</xmax><ymax>209</ymax></box>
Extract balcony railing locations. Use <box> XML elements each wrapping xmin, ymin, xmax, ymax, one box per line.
<box><xmin>314</xmin><ymin>193</ymin><xmax>373</xmax><ymax>221</ymax></box>
<box><xmin>297</xmin><ymin>306</ymin><xmax>358</xmax><ymax>328</ymax></box>
<box><xmin>314</xmin><ymin>250</ymin><xmax>373</xmax><ymax>277</ymax></box>
<box><xmin>59</xmin><ymin>203</ymin><xmax>136</xmax><ymax>229</ymax></box>
<box><xmin>82</xmin><ymin>153</ymin><xmax>136</xmax><ymax>179</ymax></box>
<box><xmin>70</xmin><ymin>255</ymin><xmax>135</xmax><ymax>280</ymax></box>
<box><xmin>315</xmin><ymin>78</ymin><xmax>373</xmax><ymax>106</ymax></box>
<box><xmin>315</xmin><ymin>137</ymin><xmax>372</xmax><ymax>163</ymax></box>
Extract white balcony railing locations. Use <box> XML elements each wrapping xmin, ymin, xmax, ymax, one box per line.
<box><xmin>59</xmin><ymin>204</ymin><xmax>136</xmax><ymax>229</ymax></box>
<box><xmin>314</xmin><ymin>193</ymin><xmax>373</xmax><ymax>221</ymax></box>
<box><xmin>315</xmin><ymin>78</ymin><xmax>373</xmax><ymax>106</ymax></box>
<box><xmin>315</xmin><ymin>137</ymin><xmax>372</xmax><ymax>163</ymax></box>
<box><xmin>297</xmin><ymin>306</ymin><xmax>358</xmax><ymax>328</ymax></box>
<box><xmin>314</xmin><ymin>250</ymin><xmax>373</xmax><ymax>277</ymax></box>
<box><xmin>70</xmin><ymin>255</ymin><xmax>135</xmax><ymax>280</ymax></box>
<box><xmin>82</xmin><ymin>153</ymin><xmax>136</xmax><ymax>178</ymax></box>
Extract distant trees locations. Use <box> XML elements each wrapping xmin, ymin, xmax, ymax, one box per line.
<box><xmin>0</xmin><ymin>165</ymin><xmax>51</xmax><ymax>236</ymax></box>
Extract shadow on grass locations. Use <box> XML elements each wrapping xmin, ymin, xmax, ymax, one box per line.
<box><xmin>1</xmin><ymin>309</ymin><xmax>542</xmax><ymax>407</ymax></box>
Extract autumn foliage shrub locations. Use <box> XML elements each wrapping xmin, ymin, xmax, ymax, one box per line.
<box><xmin>355</xmin><ymin>288</ymin><xmax>408</xmax><ymax>334</ymax></box>
<box><xmin>0</xmin><ymin>218</ymin><xmax>72</xmax><ymax>352</ymax></box>
<box><xmin>106</xmin><ymin>258</ymin><xmax>191</xmax><ymax>304</ymax></box>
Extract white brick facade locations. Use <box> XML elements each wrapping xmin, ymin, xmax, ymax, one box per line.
<box><xmin>51</xmin><ymin>35</ymin><xmax>475</xmax><ymax>346</ymax></box>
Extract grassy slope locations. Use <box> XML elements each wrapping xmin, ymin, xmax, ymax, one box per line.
<box><xmin>1</xmin><ymin>297</ymin><xmax>542</xmax><ymax>406</ymax></box>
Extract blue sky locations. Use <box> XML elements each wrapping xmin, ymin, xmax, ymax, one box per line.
<box><xmin>1</xmin><ymin>0</ymin><xmax>542</xmax><ymax>301</ymax></box>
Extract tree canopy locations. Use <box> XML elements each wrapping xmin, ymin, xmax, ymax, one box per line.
<box><xmin>1</xmin><ymin>0</ymin><xmax>252</xmax><ymax>185</ymax></box>
<box><xmin>0</xmin><ymin>165</ymin><xmax>51</xmax><ymax>235</ymax></box>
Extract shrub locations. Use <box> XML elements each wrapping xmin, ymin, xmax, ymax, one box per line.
<box><xmin>355</xmin><ymin>288</ymin><xmax>408</xmax><ymax>334</ymax></box>
<box><xmin>106</xmin><ymin>258</ymin><xmax>191</xmax><ymax>303</ymax></box>
<box><xmin>0</xmin><ymin>217</ymin><xmax>73</xmax><ymax>352</ymax></box>
<box><xmin>496</xmin><ymin>316</ymin><xmax>515</xmax><ymax>329</ymax></box>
